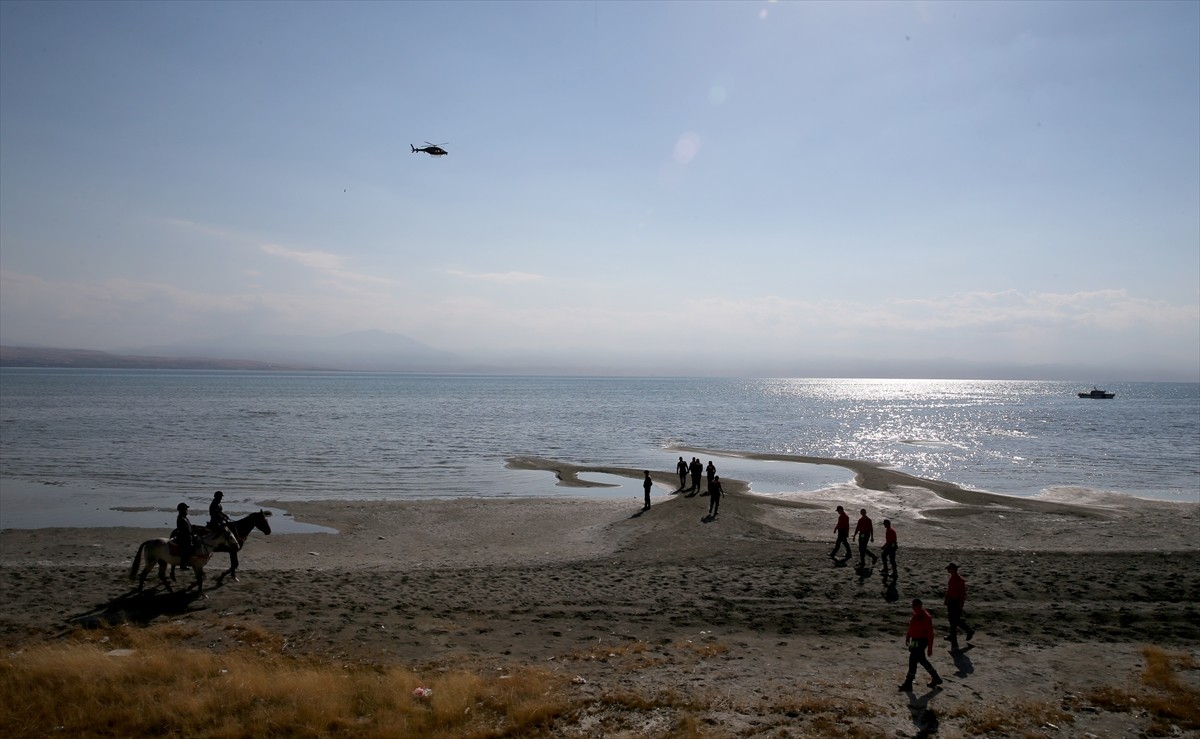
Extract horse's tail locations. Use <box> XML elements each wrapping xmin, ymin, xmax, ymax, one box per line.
<box><xmin>130</xmin><ymin>541</ymin><xmax>146</xmax><ymax>580</ymax></box>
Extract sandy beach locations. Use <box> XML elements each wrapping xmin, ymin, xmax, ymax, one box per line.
<box><xmin>1</xmin><ymin>457</ymin><xmax>1198</xmax><ymax>737</ymax></box>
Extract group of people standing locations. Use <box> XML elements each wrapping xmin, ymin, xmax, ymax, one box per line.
<box><xmin>639</xmin><ymin>457</ymin><xmax>726</xmax><ymax>516</ymax></box>
<box><xmin>829</xmin><ymin>504</ymin><xmax>976</xmax><ymax>691</ymax></box>
<box><xmin>673</xmin><ymin>456</ymin><xmax>723</xmax><ymax>516</ymax></box>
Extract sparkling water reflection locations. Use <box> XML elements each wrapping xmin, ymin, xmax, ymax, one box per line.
<box><xmin>1</xmin><ymin>371</ymin><xmax>1196</xmax><ymax>508</ymax></box>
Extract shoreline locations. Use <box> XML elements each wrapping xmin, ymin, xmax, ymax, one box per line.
<box><xmin>1</xmin><ymin>489</ymin><xmax>1198</xmax><ymax>736</ymax></box>
<box><xmin>3</xmin><ymin>438</ymin><xmax>1195</xmax><ymax>535</ymax></box>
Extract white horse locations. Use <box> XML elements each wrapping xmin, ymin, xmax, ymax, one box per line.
<box><xmin>129</xmin><ymin>529</ymin><xmax>236</xmax><ymax>598</ymax></box>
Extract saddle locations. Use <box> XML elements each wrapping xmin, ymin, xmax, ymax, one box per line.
<box><xmin>167</xmin><ymin>532</ymin><xmax>220</xmax><ymax>560</ymax></box>
<box><xmin>168</xmin><ymin>537</ymin><xmax>204</xmax><ymax>559</ymax></box>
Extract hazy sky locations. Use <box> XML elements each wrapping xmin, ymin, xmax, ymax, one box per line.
<box><xmin>2</xmin><ymin>1</ymin><xmax>1197</xmax><ymax>379</ymax></box>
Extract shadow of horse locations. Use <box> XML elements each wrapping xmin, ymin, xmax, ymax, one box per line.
<box><xmin>68</xmin><ymin>587</ymin><xmax>208</xmax><ymax>631</ymax></box>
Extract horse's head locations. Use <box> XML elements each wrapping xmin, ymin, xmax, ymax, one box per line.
<box><xmin>256</xmin><ymin>510</ymin><xmax>273</xmax><ymax>535</ymax></box>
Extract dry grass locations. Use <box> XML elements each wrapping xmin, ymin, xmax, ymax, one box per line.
<box><xmin>0</xmin><ymin>623</ymin><xmax>574</xmax><ymax>739</ymax></box>
<box><xmin>563</xmin><ymin>638</ymin><xmax>727</xmax><ymax>673</ymax></box>
<box><xmin>945</xmin><ymin>699</ymin><xmax>1073</xmax><ymax>737</ymax></box>
<box><xmin>1080</xmin><ymin>646</ymin><xmax>1200</xmax><ymax>735</ymax></box>
<box><xmin>5</xmin><ymin>624</ymin><xmax>1198</xmax><ymax>738</ymax></box>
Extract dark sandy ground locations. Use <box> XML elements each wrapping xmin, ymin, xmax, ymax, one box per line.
<box><xmin>2</xmin><ymin>459</ymin><xmax>1198</xmax><ymax>737</ymax></box>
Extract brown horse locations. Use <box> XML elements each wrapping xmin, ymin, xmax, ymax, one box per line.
<box><xmin>172</xmin><ymin>510</ymin><xmax>273</xmax><ymax>584</ymax></box>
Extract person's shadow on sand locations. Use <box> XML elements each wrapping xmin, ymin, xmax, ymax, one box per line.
<box><xmin>884</xmin><ymin>578</ymin><xmax>900</xmax><ymax>603</ymax></box>
<box><xmin>831</xmin><ymin>556</ymin><xmax>852</xmax><ymax>568</ymax></box>
<box><xmin>901</xmin><ymin>686</ymin><xmax>941</xmax><ymax>738</ymax></box>
<box><xmin>950</xmin><ymin>644</ymin><xmax>975</xmax><ymax>677</ymax></box>
<box><xmin>68</xmin><ymin>588</ymin><xmax>207</xmax><ymax>632</ymax></box>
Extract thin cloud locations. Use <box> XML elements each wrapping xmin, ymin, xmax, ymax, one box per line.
<box><xmin>443</xmin><ymin>269</ymin><xmax>545</xmax><ymax>283</ymax></box>
<box><xmin>258</xmin><ymin>243</ymin><xmax>394</xmax><ymax>286</ymax></box>
<box><xmin>260</xmin><ymin>243</ymin><xmax>343</xmax><ymax>272</ymax></box>
<box><xmin>159</xmin><ymin>217</ymin><xmax>393</xmax><ymax>286</ymax></box>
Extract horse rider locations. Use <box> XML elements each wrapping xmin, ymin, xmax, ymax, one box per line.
<box><xmin>209</xmin><ymin>490</ymin><xmax>232</xmax><ymax>534</ymax></box>
<box><xmin>173</xmin><ymin>502</ymin><xmax>195</xmax><ymax>569</ymax></box>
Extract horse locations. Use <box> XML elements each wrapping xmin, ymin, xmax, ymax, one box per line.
<box><xmin>129</xmin><ymin>527</ymin><xmax>236</xmax><ymax>598</ymax></box>
<box><xmin>171</xmin><ymin>510</ymin><xmax>273</xmax><ymax>584</ymax></box>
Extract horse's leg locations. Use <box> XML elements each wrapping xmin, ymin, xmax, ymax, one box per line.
<box><xmin>196</xmin><ymin>567</ymin><xmax>207</xmax><ymax>599</ymax></box>
<box><xmin>138</xmin><ymin>560</ymin><xmax>151</xmax><ymax>593</ymax></box>
<box><xmin>157</xmin><ymin>560</ymin><xmax>173</xmax><ymax>592</ymax></box>
<box><xmin>229</xmin><ymin>549</ymin><xmax>240</xmax><ymax>582</ymax></box>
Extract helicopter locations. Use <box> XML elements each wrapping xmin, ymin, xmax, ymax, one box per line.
<box><xmin>411</xmin><ymin>142</ymin><xmax>449</xmax><ymax>157</ymax></box>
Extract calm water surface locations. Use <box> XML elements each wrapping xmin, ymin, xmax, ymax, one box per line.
<box><xmin>1</xmin><ymin>371</ymin><xmax>1196</xmax><ymax>527</ymax></box>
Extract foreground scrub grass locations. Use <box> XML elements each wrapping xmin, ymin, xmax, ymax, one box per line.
<box><xmin>1078</xmin><ymin>645</ymin><xmax>1200</xmax><ymax>735</ymax></box>
<box><xmin>0</xmin><ymin>623</ymin><xmax>572</xmax><ymax>739</ymax></box>
<box><xmin>2</xmin><ymin>625</ymin><xmax>1197</xmax><ymax>738</ymax></box>
<box><xmin>943</xmin><ymin>646</ymin><xmax>1200</xmax><ymax>738</ymax></box>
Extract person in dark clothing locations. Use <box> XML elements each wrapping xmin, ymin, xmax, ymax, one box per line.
<box><xmin>881</xmin><ymin>519</ymin><xmax>898</xmax><ymax>577</ymax></box>
<box><xmin>642</xmin><ymin>471</ymin><xmax>653</xmax><ymax>510</ymax></box>
<box><xmin>707</xmin><ymin>476</ymin><xmax>723</xmax><ymax>518</ymax></box>
<box><xmin>676</xmin><ymin>457</ymin><xmax>688</xmax><ymax>491</ymax></box>
<box><xmin>173</xmin><ymin>502</ymin><xmax>195</xmax><ymax>569</ymax></box>
<box><xmin>688</xmin><ymin>457</ymin><xmax>703</xmax><ymax>495</ymax></box>
<box><xmin>830</xmin><ymin>505</ymin><xmax>851</xmax><ymax>559</ymax></box>
<box><xmin>899</xmin><ymin>598</ymin><xmax>942</xmax><ymax>691</ymax></box>
<box><xmin>705</xmin><ymin>460</ymin><xmax>716</xmax><ymax>492</ymax></box>
<box><xmin>208</xmin><ymin>490</ymin><xmax>231</xmax><ymax>531</ymax></box>
<box><xmin>854</xmin><ymin>508</ymin><xmax>878</xmax><ymax>566</ymax></box>
<box><xmin>944</xmin><ymin>563</ymin><xmax>976</xmax><ymax>650</ymax></box>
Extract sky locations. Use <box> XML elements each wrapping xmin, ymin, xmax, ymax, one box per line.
<box><xmin>1</xmin><ymin>0</ymin><xmax>1197</xmax><ymax>380</ymax></box>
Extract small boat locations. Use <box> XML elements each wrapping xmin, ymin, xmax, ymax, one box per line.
<box><xmin>1078</xmin><ymin>387</ymin><xmax>1115</xmax><ymax>399</ymax></box>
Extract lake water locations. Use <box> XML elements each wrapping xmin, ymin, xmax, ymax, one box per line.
<box><xmin>1</xmin><ymin>370</ymin><xmax>1196</xmax><ymax>529</ymax></box>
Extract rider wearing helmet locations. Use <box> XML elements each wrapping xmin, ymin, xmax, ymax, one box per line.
<box><xmin>174</xmin><ymin>502</ymin><xmax>194</xmax><ymax>569</ymax></box>
<box><xmin>209</xmin><ymin>490</ymin><xmax>232</xmax><ymax>533</ymax></box>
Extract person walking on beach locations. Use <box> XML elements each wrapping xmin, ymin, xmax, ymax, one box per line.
<box><xmin>855</xmin><ymin>508</ymin><xmax>878</xmax><ymax>566</ymax></box>
<box><xmin>676</xmin><ymin>457</ymin><xmax>688</xmax><ymax>491</ymax></box>
<box><xmin>707</xmin><ymin>475</ymin><xmax>723</xmax><ymax>518</ymax></box>
<box><xmin>944</xmin><ymin>563</ymin><xmax>976</xmax><ymax>650</ymax></box>
<box><xmin>642</xmin><ymin>471</ymin><xmax>653</xmax><ymax>510</ymax></box>
<box><xmin>899</xmin><ymin>598</ymin><xmax>942</xmax><ymax>691</ymax></box>
<box><xmin>689</xmin><ymin>457</ymin><xmax>703</xmax><ymax>495</ymax></box>
<box><xmin>830</xmin><ymin>505</ymin><xmax>851</xmax><ymax>559</ymax></box>
<box><xmin>173</xmin><ymin>502</ymin><xmax>195</xmax><ymax>569</ymax></box>
<box><xmin>881</xmin><ymin>519</ymin><xmax>898</xmax><ymax>577</ymax></box>
<box><xmin>705</xmin><ymin>460</ymin><xmax>716</xmax><ymax>492</ymax></box>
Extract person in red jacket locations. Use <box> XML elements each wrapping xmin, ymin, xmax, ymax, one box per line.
<box><xmin>854</xmin><ymin>508</ymin><xmax>878</xmax><ymax>567</ymax></box>
<box><xmin>829</xmin><ymin>505</ymin><xmax>851</xmax><ymax>560</ymax></box>
<box><xmin>881</xmin><ymin>519</ymin><xmax>898</xmax><ymax>577</ymax></box>
<box><xmin>944</xmin><ymin>563</ymin><xmax>976</xmax><ymax>650</ymax></box>
<box><xmin>899</xmin><ymin>598</ymin><xmax>942</xmax><ymax>692</ymax></box>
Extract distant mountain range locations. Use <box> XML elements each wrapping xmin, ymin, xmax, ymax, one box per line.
<box><xmin>0</xmin><ymin>331</ymin><xmax>467</xmax><ymax>372</ymax></box>
<box><xmin>0</xmin><ymin>345</ymin><xmax>323</xmax><ymax>371</ymax></box>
